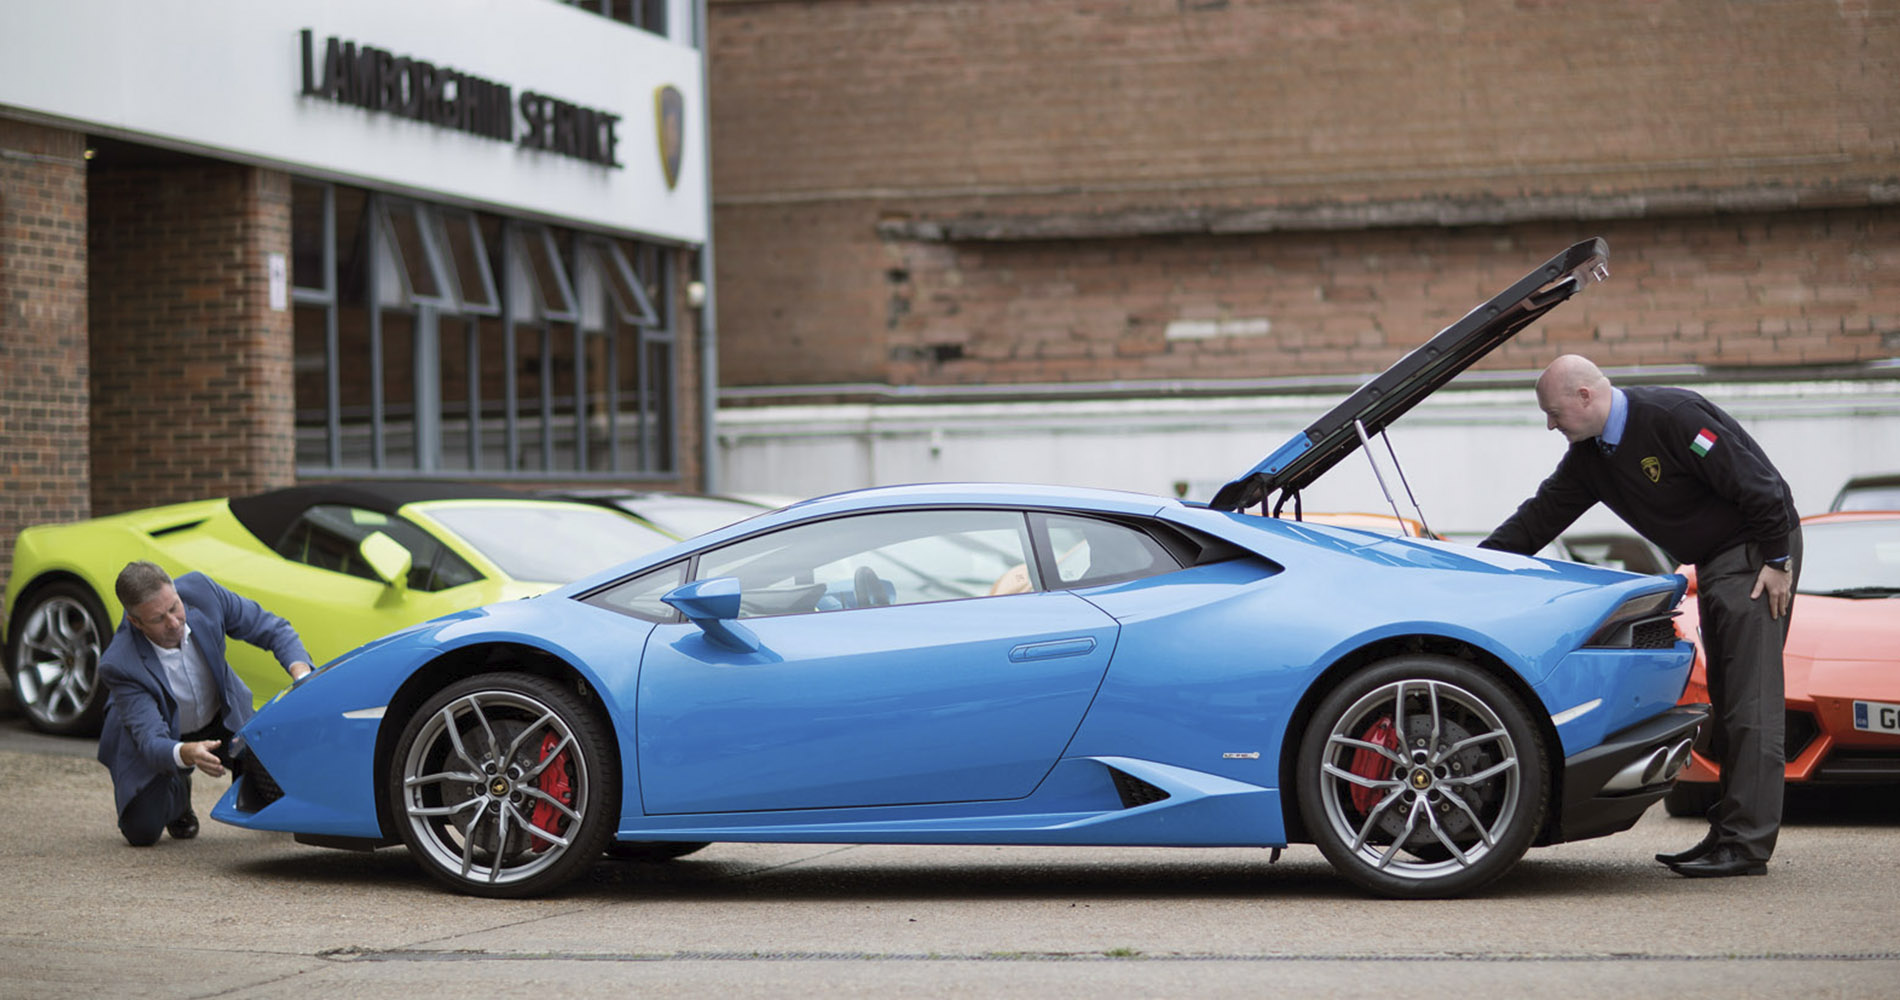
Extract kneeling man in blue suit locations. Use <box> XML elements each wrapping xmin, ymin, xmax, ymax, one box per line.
<box><xmin>96</xmin><ymin>562</ymin><xmax>312</xmax><ymax>846</ymax></box>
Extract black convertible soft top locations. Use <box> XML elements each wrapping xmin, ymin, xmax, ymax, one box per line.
<box><xmin>227</xmin><ymin>481</ymin><xmax>533</xmax><ymax>547</ymax></box>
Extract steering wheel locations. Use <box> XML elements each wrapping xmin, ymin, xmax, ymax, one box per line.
<box><xmin>852</xmin><ymin>565</ymin><xmax>892</xmax><ymax>608</ymax></box>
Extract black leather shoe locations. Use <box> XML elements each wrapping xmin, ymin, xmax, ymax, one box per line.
<box><xmin>166</xmin><ymin>810</ymin><xmax>199</xmax><ymax>840</ymax></box>
<box><xmin>1655</xmin><ymin>829</ymin><xmax>1720</xmax><ymax>865</ymax></box>
<box><xmin>1667</xmin><ymin>844</ymin><xmax>1766</xmax><ymax>878</ymax></box>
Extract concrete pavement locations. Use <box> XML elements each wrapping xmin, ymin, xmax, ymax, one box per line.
<box><xmin>0</xmin><ymin>708</ymin><xmax>1896</xmax><ymax>998</ymax></box>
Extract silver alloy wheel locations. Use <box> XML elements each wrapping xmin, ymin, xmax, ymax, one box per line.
<box><xmin>398</xmin><ymin>688</ymin><xmax>590</xmax><ymax>889</ymax></box>
<box><xmin>1314</xmin><ymin>677</ymin><xmax>1521</xmax><ymax>881</ymax></box>
<box><xmin>10</xmin><ymin>593</ymin><xmax>104</xmax><ymax>731</ymax></box>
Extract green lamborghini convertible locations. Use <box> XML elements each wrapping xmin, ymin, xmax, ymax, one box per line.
<box><xmin>3</xmin><ymin>482</ymin><xmax>679</xmax><ymax>736</ymax></box>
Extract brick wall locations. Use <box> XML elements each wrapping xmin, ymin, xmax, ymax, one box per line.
<box><xmin>883</xmin><ymin>212</ymin><xmax>1900</xmax><ymax>385</ymax></box>
<box><xmin>88</xmin><ymin>163</ymin><xmax>297</xmax><ymax>514</ymax></box>
<box><xmin>0</xmin><ymin>120</ymin><xmax>90</xmax><ymax>575</ymax></box>
<box><xmin>706</xmin><ymin>0</ymin><xmax>1900</xmax><ymax>389</ymax></box>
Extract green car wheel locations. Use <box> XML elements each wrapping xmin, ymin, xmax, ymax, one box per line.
<box><xmin>7</xmin><ymin>581</ymin><xmax>110</xmax><ymax>736</ymax></box>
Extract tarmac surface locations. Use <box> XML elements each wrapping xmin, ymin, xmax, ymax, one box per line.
<box><xmin>1</xmin><ymin>684</ymin><xmax>1896</xmax><ymax>999</ymax></box>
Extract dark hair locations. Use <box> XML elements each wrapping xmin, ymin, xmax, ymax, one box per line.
<box><xmin>114</xmin><ymin>561</ymin><xmax>174</xmax><ymax>613</ymax></box>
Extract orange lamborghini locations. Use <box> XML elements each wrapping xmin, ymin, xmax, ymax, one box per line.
<box><xmin>1665</xmin><ymin>510</ymin><xmax>1900</xmax><ymax>814</ymax></box>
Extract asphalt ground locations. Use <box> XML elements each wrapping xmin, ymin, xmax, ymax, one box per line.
<box><xmin>1</xmin><ymin>681</ymin><xmax>1896</xmax><ymax>999</ymax></box>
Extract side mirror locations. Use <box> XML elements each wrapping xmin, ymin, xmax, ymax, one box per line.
<box><xmin>359</xmin><ymin>531</ymin><xmax>412</xmax><ymax>593</ymax></box>
<box><xmin>662</xmin><ymin>577</ymin><xmax>760</xmax><ymax>653</ymax></box>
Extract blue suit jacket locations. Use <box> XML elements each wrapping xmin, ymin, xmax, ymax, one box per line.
<box><xmin>95</xmin><ymin>572</ymin><xmax>311</xmax><ymax>815</ymax></box>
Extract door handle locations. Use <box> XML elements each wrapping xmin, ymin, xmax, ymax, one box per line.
<box><xmin>1008</xmin><ymin>637</ymin><xmax>1097</xmax><ymax>662</ymax></box>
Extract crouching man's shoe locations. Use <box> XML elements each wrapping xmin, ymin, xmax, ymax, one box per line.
<box><xmin>166</xmin><ymin>809</ymin><xmax>199</xmax><ymax>840</ymax></box>
<box><xmin>1666</xmin><ymin>844</ymin><xmax>1766</xmax><ymax>878</ymax></box>
<box><xmin>1655</xmin><ymin>829</ymin><xmax>1719</xmax><ymax>866</ymax></box>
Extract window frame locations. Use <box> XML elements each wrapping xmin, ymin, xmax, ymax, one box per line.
<box><xmin>290</xmin><ymin>179</ymin><xmax>682</xmax><ymax>481</ymax></box>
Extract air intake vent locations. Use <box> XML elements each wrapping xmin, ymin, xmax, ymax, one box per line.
<box><xmin>1785</xmin><ymin>709</ymin><xmax>1818</xmax><ymax>763</ymax></box>
<box><xmin>1109</xmin><ymin>768</ymin><xmax>1170</xmax><ymax>809</ymax></box>
<box><xmin>234</xmin><ymin>752</ymin><xmax>284</xmax><ymax>812</ymax></box>
<box><xmin>1631</xmin><ymin>619</ymin><xmax>1678</xmax><ymax>649</ymax></box>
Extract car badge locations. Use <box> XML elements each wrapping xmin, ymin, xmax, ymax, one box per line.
<box><xmin>655</xmin><ymin>85</ymin><xmax>685</xmax><ymax>191</ymax></box>
<box><xmin>1642</xmin><ymin>456</ymin><xmax>1662</xmax><ymax>483</ymax></box>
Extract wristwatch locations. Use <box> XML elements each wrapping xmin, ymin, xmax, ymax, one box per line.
<box><xmin>1765</xmin><ymin>555</ymin><xmax>1791</xmax><ymax>571</ymax></box>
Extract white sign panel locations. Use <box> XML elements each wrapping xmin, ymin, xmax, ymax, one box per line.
<box><xmin>0</xmin><ymin>0</ymin><xmax>706</xmax><ymax>244</ymax></box>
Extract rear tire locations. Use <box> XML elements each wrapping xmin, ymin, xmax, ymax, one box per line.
<box><xmin>1297</xmin><ymin>655</ymin><xmax>1548</xmax><ymax>899</ymax></box>
<box><xmin>1662</xmin><ymin>780</ymin><xmax>1719</xmax><ymax>818</ymax></box>
<box><xmin>6</xmin><ymin>582</ymin><xmax>110</xmax><ymax>736</ymax></box>
<box><xmin>390</xmin><ymin>672</ymin><xmax>619</xmax><ymax>898</ymax></box>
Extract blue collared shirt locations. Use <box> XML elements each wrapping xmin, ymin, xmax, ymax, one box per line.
<box><xmin>1599</xmin><ymin>387</ymin><xmax>1629</xmax><ymax>453</ymax></box>
<box><xmin>154</xmin><ymin>622</ymin><xmax>218</xmax><ymax>766</ymax></box>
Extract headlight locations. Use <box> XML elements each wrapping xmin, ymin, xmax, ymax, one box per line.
<box><xmin>1585</xmin><ymin>589</ymin><xmax>1680</xmax><ymax>648</ymax></box>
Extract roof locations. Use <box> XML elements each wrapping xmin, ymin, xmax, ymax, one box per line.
<box><xmin>228</xmin><ymin>480</ymin><xmax>535</xmax><ymax>547</ymax></box>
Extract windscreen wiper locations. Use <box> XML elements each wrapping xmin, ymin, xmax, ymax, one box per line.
<box><xmin>1815</xmin><ymin>586</ymin><xmax>1900</xmax><ymax>599</ymax></box>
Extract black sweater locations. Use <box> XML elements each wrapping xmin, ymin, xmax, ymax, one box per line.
<box><xmin>1481</xmin><ymin>386</ymin><xmax>1798</xmax><ymax>565</ymax></box>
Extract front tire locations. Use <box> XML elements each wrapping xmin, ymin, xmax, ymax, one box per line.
<box><xmin>391</xmin><ymin>672</ymin><xmax>619</xmax><ymax>898</ymax></box>
<box><xmin>7</xmin><ymin>582</ymin><xmax>110</xmax><ymax>736</ymax></box>
<box><xmin>1297</xmin><ymin>656</ymin><xmax>1548</xmax><ymax>899</ymax></box>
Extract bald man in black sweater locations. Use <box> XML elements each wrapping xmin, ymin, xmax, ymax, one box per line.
<box><xmin>1482</xmin><ymin>355</ymin><xmax>1800</xmax><ymax>878</ymax></box>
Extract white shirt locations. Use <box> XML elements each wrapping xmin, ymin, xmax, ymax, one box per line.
<box><xmin>155</xmin><ymin>623</ymin><xmax>219</xmax><ymax>768</ymax></box>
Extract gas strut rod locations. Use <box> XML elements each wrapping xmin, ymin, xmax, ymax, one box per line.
<box><xmin>1379</xmin><ymin>427</ymin><xmax>1435</xmax><ymax>540</ymax></box>
<box><xmin>1353</xmin><ymin>419</ymin><xmax>1434</xmax><ymax>540</ymax></box>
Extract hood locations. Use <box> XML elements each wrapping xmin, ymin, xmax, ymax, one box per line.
<box><xmin>1786</xmin><ymin>595</ymin><xmax>1900</xmax><ymax>699</ymax></box>
<box><xmin>1211</xmin><ymin>238</ymin><xmax>1609</xmax><ymax>512</ymax></box>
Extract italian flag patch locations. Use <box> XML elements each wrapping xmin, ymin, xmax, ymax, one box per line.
<box><xmin>1690</xmin><ymin>428</ymin><xmax>1718</xmax><ymax>457</ymax></box>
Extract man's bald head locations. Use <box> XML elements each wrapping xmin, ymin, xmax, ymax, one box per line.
<box><xmin>1534</xmin><ymin>354</ymin><xmax>1614</xmax><ymax>444</ymax></box>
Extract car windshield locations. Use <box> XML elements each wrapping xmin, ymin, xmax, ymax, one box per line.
<box><xmin>625</xmin><ymin>497</ymin><xmax>767</xmax><ymax>538</ymax></box>
<box><xmin>1833</xmin><ymin>483</ymin><xmax>1900</xmax><ymax>512</ymax></box>
<box><xmin>1796</xmin><ymin>519</ymin><xmax>1900</xmax><ymax>597</ymax></box>
<box><xmin>426</xmin><ymin>503</ymin><xmax>676</xmax><ymax>584</ymax></box>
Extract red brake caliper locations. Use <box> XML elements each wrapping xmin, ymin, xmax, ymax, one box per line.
<box><xmin>530</xmin><ymin>731</ymin><xmax>573</xmax><ymax>853</ymax></box>
<box><xmin>1348</xmin><ymin>715</ymin><xmax>1400</xmax><ymax>814</ymax></box>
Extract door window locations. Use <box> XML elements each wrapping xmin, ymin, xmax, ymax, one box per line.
<box><xmin>273</xmin><ymin>504</ymin><xmax>481</xmax><ymax>592</ymax></box>
<box><xmin>692</xmin><ymin>510</ymin><xmax>1038</xmax><ymax>618</ymax></box>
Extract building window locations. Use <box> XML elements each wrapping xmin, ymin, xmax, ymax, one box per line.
<box><xmin>557</xmin><ymin>0</ymin><xmax>668</xmax><ymax>37</ymax></box>
<box><xmin>292</xmin><ymin>180</ymin><xmax>678</xmax><ymax>479</ymax></box>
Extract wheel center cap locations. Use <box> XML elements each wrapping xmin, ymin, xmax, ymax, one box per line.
<box><xmin>489</xmin><ymin>777</ymin><xmax>511</xmax><ymax>797</ymax></box>
<box><xmin>1410</xmin><ymin>768</ymin><xmax>1433</xmax><ymax>790</ymax></box>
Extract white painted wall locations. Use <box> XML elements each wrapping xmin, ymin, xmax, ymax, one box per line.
<box><xmin>0</xmin><ymin>0</ymin><xmax>705</xmax><ymax>243</ymax></box>
<box><xmin>716</xmin><ymin>379</ymin><xmax>1900</xmax><ymax>534</ymax></box>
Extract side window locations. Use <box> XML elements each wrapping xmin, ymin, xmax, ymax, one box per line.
<box><xmin>1034</xmin><ymin>514</ymin><xmax>1182</xmax><ymax>589</ymax></box>
<box><xmin>581</xmin><ymin>561</ymin><xmax>686</xmax><ymax>623</ymax></box>
<box><xmin>692</xmin><ymin>509</ymin><xmax>1038</xmax><ymax>618</ymax></box>
<box><xmin>274</xmin><ymin>505</ymin><xmax>481</xmax><ymax>592</ymax></box>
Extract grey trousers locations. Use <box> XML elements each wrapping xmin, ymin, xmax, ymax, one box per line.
<box><xmin>1693</xmin><ymin>527</ymin><xmax>1802</xmax><ymax>863</ymax></box>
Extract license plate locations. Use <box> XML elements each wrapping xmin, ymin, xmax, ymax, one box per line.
<box><xmin>1853</xmin><ymin>700</ymin><xmax>1900</xmax><ymax>735</ymax></box>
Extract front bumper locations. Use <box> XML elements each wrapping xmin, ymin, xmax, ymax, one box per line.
<box><xmin>1550</xmin><ymin>704</ymin><xmax>1707</xmax><ymax>844</ymax></box>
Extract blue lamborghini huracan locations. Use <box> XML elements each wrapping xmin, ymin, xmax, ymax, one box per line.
<box><xmin>214</xmin><ymin>239</ymin><xmax>1706</xmax><ymax>898</ymax></box>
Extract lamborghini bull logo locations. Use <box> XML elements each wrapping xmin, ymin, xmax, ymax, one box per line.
<box><xmin>655</xmin><ymin>85</ymin><xmax>685</xmax><ymax>190</ymax></box>
<box><xmin>1642</xmin><ymin>456</ymin><xmax>1661</xmax><ymax>483</ymax></box>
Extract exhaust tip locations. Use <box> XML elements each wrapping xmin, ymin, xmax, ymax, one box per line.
<box><xmin>1660</xmin><ymin>738</ymin><xmax>1694</xmax><ymax>781</ymax></box>
<box><xmin>1604</xmin><ymin>745</ymin><xmax>1671</xmax><ymax>793</ymax></box>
